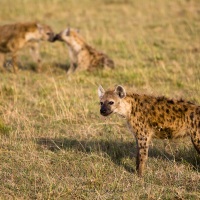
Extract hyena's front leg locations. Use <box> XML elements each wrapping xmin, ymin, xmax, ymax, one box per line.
<box><xmin>11</xmin><ymin>53</ymin><xmax>19</xmax><ymax>73</ymax></box>
<box><xmin>29</xmin><ymin>42</ymin><xmax>42</xmax><ymax>72</ymax></box>
<box><xmin>67</xmin><ymin>62</ymin><xmax>77</xmax><ymax>74</ymax></box>
<box><xmin>0</xmin><ymin>53</ymin><xmax>5</xmax><ymax>72</ymax></box>
<box><xmin>135</xmin><ymin>135</ymin><xmax>151</xmax><ymax>177</ymax></box>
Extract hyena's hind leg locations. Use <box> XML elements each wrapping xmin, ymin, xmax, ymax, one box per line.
<box><xmin>191</xmin><ymin>130</ymin><xmax>200</xmax><ymax>154</ymax></box>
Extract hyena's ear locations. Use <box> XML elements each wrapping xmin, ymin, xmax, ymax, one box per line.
<box><xmin>114</xmin><ymin>85</ymin><xmax>126</xmax><ymax>98</ymax></box>
<box><xmin>37</xmin><ymin>23</ymin><xmax>43</xmax><ymax>32</ymax></box>
<box><xmin>98</xmin><ymin>85</ymin><xmax>105</xmax><ymax>99</ymax></box>
<box><xmin>65</xmin><ymin>27</ymin><xmax>70</xmax><ymax>36</ymax></box>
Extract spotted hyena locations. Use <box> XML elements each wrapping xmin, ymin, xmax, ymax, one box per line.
<box><xmin>53</xmin><ymin>28</ymin><xmax>114</xmax><ymax>74</ymax></box>
<box><xmin>98</xmin><ymin>85</ymin><xmax>200</xmax><ymax>177</ymax></box>
<box><xmin>0</xmin><ymin>22</ymin><xmax>55</xmax><ymax>72</ymax></box>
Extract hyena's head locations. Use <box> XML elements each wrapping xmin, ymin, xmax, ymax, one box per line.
<box><xmin>53</xmin><ymin>28</ymin><xmax>85</xmax><ymax>51</ymax></box>
<box><xmin>37</xmin><ymin>23</ymin><xmax>55</xmax><ymax>42</ymax></box>
<box><xmin>98</xmin><ymin>85</ymin><xmax>127</xmax><ymax>117</ymax></box>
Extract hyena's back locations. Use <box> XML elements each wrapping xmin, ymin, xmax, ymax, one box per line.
<box><xmin>87</xmin><ymin>46</ymin><xmax>114</xmax><ymax>71</ymax></box>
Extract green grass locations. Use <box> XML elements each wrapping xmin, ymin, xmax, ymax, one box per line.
<box><xmin>0</xmin><ymin>0</ymin><xmax>200</xmax><ymax>199</ymax></box>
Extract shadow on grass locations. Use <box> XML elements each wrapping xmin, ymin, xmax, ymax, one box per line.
<box><xmin>54</xmin><ymin>62</ymin><xmax>70</xmax><ymax>72</ymax></box>
<box><xmin>21</xmin><ymin>62</ymin><xmax>70</xmax><ymax>73</ymax></box>
<box><xmin>3</xmin><ymin>60</ymin><xmax>71</xmax><ymax>73</ymax></box>
<box><xmin>2</xmin><ymin>60</ymin><xmax>36</xmax><ymax>72</ymax></box>
<box><xmin>36</xmin><ymin>137</ymin><xmax>200</xmax><ymax>173</ymax></box>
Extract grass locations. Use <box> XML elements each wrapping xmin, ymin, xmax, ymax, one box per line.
<box><xmin>0</xmin><ymin>0</ymin><xmax>200</xmax><ymax>199</ymax></box>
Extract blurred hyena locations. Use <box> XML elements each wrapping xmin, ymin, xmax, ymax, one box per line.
<box><xmin>53</xmin><ymin>28</ymin><xmax>114</xmax><ymax>74</ymax></box>
<box><xmin>0</xmin><ymin>22</ymin><xmax>55</xmax><ymax>72</ymax></box>
<box><xmin>98</xmin><ymin>85</ymin><xmax>200</xmax><ymax>177</ymax></box>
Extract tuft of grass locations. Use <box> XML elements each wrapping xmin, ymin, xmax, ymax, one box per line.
<box><xmin>0</xmin><ymin>120</ymin><xmax>11</xmax><ymax>137</ymax></box>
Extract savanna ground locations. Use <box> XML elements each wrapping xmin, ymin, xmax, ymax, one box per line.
<box><xmin>0</xmin><ymin>0</ymin><xmax>200</xmax><ymax>199</ymax></box>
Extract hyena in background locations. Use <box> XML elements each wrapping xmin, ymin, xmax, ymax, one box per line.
<box><xmin>53</xmin><ymin>28</ymin><xmax>114</xmax><ymax>74</ymax></box>
<box><xmin>98</xmin><ymin>85</ymin><xmax>200</xmax><ymax>177</ymax></box>
<box><xmin>0</xmin><ymin>22</ymin><xmax>55</xmax><ymax>72</ymax></box>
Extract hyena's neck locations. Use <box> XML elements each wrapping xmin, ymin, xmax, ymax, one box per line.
<box><xmin>25</xmin><ymin>30</ymin><xmax>39</xmax><ymax>42</ymax></box>
<box><xmin>116</xmin><ymin>98</ymin><xmax>132</xmax><ymax>119</ymax></box>
<box><xmin>69</xmin><ymin>40</ymin><xmax>86</xmax><ymax>53</ymax></box>
<box><xmin>68</xmin><ymin>34</ymin><xmax>87</xmax><ymax>53</ymax></box>
<box><xmin>121</xmin><ymin>93</ymin><xmax>142</xmax><ymax>120</ymax></box>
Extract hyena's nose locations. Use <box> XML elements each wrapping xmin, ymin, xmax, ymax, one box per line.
<box><xmin>100</xmin><ymin>108</ymin><xmax>107</xmax><ymax>114</ymax></box>
<box><xmin>51</xmin><ymin>34</ymin><xmax>61</xmax><ymax>42</ymax></box>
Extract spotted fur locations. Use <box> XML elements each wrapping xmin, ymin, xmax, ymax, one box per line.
<box><xmin>98</xmin><ymin>85</ymin><xmax>200</xmax><ymax>177</ymax></box>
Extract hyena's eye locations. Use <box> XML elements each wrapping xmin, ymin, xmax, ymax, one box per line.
<box><xmin>109</xmin><ymin>101</ymin><xmax>114</xmax><ymax>105</ymax></box>
<box><xmin>100</xmin><ymin>102</ymin><xmax>103</xmax><ymax>105</ymax></box>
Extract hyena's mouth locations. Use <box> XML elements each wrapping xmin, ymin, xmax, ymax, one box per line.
<box><xmin>47</xmin><ymin>33</ymin><xmax>55</xmax><ymax>42</ymax></box>
<box><xmin>51</xmin><ymin>34</ymin><xmax>63</xmax><ymax>42</ymax></box>
<box><xmin>100</xmin><ymin>110</ymin><xmax>113</xmax><ymax>116</ymax></box>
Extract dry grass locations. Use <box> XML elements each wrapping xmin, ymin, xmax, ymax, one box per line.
<box><xmin>0</xmin><ymin>0</ymin><xmax>200</xmax><ymax>199</ymax></box>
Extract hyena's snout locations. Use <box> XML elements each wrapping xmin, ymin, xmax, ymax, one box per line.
<box><xmin>52</xmin><ymin>32</ymin><xmax>63</xmax><ymax>42</ymax></box>
<box><xmin>100</xmin><ymin>107</ymin><xmax>107</xmax><ymax>115</ymax></box>
<box><xmin>51</xmin><ymin>34</ymin><xmax>59</xmax><ymax>42</ymax></box>
<box><xmin>100</xmin><ymin>104</ymin><xmax>112</xmax><ymax>116</ymax></box>
<box><xmin>48</xmin><ymin>32</ymin><xmax>56</xmax><ymax>42</ymax></box>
